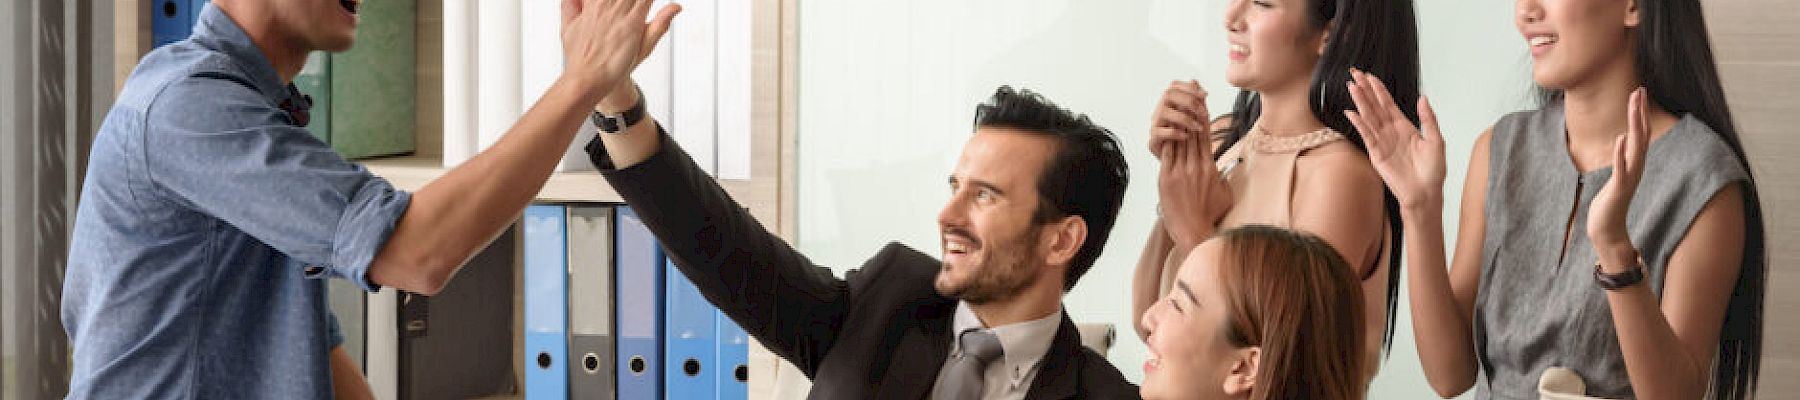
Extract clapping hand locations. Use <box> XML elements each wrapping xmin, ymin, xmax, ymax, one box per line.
<box><xmin>1344</xmin><ymin>68</ymin><xmax>1447</xmax><ymax>213</ymax></box>
<box><xmin>1586</xmin><ymin>88</ymin><xmax>1652</xmax><ymax>267</ymax></box>
<box><xmin>1151</xmin><ymin>80</ymin><xmax>1233</xmax><ymax>247</ymax></box>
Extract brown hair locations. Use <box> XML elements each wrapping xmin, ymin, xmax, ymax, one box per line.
<box><xmin>1213</xmin><ymin>225</ymin><xmax>1367</xmax><ymax>400</ymax></box>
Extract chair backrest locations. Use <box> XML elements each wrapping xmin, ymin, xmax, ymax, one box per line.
<box><xmin>1075</xmin><ymin>322</ymin><xmax>1116</xmax><ymax>357</ymax></box>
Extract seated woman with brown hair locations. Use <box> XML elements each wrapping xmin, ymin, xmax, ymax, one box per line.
<box><xmin>1139</xmin><ymin>225</ymin><xmax>1367</xmax><ymax>400</ymax></box>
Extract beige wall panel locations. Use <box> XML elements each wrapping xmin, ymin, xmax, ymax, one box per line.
<box><xmin>1707</xmin><ymin>0</ymin><xmax>1800</xmax><ymax>64</ymax></box>
<box><xmin>1708</xmin><ymin>0</ymin><xmax>1800</xmax><ymax>392</ymax></box>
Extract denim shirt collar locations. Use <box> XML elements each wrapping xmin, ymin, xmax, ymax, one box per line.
<box><xmin>188</xmin><ymin>3</ymin><xmax>308</xmax><ymax>109</ymax></box>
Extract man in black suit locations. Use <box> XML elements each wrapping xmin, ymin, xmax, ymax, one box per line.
<box><xmin>583</xmin><ymin>82</ymin><xmax>1138</xmax><ymax>399</ymax></box>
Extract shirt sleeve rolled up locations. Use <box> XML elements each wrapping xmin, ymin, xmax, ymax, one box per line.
<box><xmin>145</xmin><ymin>73</ymin><xmax>410</xmax><ymax>292</ymax></box>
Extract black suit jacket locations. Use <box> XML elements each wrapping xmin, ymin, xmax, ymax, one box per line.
<box><xmin>588</xmin><ymin>131</ymin><xmax>1139</xmax><ymax>399</ymax></box>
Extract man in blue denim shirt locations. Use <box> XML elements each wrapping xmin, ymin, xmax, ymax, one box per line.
<box><xmin>62</xmin><ymin>0</ymin><xmax>679</xmax><ymax>398</ymax></box>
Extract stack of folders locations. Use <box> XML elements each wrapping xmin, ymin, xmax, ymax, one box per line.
<box><xmin>443</xmin><ymin>0</ymin><xmax>678</xmax><ymax>172</ymax></box>
<box><xmin>524</xmin><ymin>204</ymin><xmax>750</xmax><ymax>400</ymax></box>
<box><xmin>291</xmin><ymin>0</ymin><xmax>418</xmax><ymax>160</ymax></box>
<box><xmin>442</xmin><ymin>0</ymin><xmax>621</xmax><ymax>172</ymax></box>
<box><xmin>396</xmin><ymin>227</ymin><xmax>518</xmax><ymax>399</ymax></box>
<box><xmin>444</xmin><ymin>0</ymin><xmax>753</xmax><ymax>180</ymax></box>
<box><xmin>340</xmin><ymin>224</ymin><xmax>520</xmax><ymax>400</ymax></box>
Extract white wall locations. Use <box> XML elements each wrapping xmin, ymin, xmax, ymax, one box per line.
<box><xmin>795</xmin><ymin>1</ymin><xmax>1530</xmax><ymax>397</ymax></box>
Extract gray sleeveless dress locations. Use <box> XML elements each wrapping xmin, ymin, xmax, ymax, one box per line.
<box><xmin>1473</xmin><ymin>103</ymin><xmax>1752</xmax><ymax>399</ymax></box>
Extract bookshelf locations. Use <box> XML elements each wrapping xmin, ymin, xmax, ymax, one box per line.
<box><xmin>112</xmin><ymin>1</ymin><xmax>800</xmax><ymax>399</ymax></box>
<box><xmin>111</xmin><ymin>0</ymin><xmax>797</xmax><ymax>228</ymax></box>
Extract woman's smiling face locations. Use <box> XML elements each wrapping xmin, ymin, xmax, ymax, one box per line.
<box><xmin>1223</xmin><ymin>0</ymin><xmax>1328</xmax><ymax>95</ymax></box>
<box><xmin>1515</xmin><ymin>0</ymin><xmax>1640</xmax><ymax>90</ymax></box>
<box><xmin>1139</xmin><ymin>240</ymin><xmax>1260</xmax><ymax>400</ymax></box>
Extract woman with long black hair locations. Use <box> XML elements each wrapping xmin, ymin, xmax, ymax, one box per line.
<box><xmin>1131</xmin><ymin>0</ymin><xmax>1419</xmax><ymax>381</ymax></box>
<box><xmin>1345</xmin><ymin>0</ymin><xmax>1765</xmax><ymax>398</ymax></box>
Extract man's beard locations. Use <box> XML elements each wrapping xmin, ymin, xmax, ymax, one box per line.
<box><xmin>936</xmin><ymin>227</ymin><xmax>1043</xmax><ymax>304</ymax></box>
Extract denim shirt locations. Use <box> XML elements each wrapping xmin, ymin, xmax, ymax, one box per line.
<box><xmin>62</xmin><ymin>4</ymin><xmax>410</xmax><ymax>399</ymax></box>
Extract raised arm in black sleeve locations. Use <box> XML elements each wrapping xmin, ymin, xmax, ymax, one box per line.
<box><xmin>587</xmin><ymin>127</ymin><xmax>848</xmax><ymax>374</ymax></box>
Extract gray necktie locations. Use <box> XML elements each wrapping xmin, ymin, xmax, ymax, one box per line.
<box><xmin>932</xmin><ymin>329</ymin><xmax>1006</xmax><ymax>400</ymax></box>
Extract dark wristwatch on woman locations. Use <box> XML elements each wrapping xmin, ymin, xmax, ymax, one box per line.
<box><xmin>591</xmin><ymin>85</ymin><xmax>647</xmax><ymax>134</ymax></box>
<box><xmin>1594</xmin><ymin>256</ymin><xmax>1646</xmax><ymax>290</ymax></box>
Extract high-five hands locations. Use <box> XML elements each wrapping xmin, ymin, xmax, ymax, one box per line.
<box><xmin>1344</xmin><ymin>68</ymin><xmax>1447</xmax><ymax>213</ymax></box>
<box><xmin>1151</xmin><ymin>80</ymin><xmax>1233</xmax><ymax>247</ymax></box>
<box><xmin>1586</xmin><ymin>88</ymin><xmax>1653</xmax><ymax>267</ymax></box>
<box><xmin>560</xmin><ymin>0</ymin><xmax>681</xmax><ymax>100</ymax></box>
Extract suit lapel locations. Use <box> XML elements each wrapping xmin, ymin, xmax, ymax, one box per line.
<box><xmin>1023</xmin><ymin>312</ymin><xmax>1084</xmax><ymax>400</ymax></box>
<box><xmin>869</xmin><ymin>244</ymin><xmax>954</xmax><ymax>400</ymax></box>
<box><xmin>880</xmin><ymin>306</ymin><xmax>952</xmax><ymax>400</ymax></box>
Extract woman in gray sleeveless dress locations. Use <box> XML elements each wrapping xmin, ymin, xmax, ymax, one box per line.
<box><xmin>1339</xmin><ymin>0</ymin><xmax>1766</xmax><ymax>399</ymax></box>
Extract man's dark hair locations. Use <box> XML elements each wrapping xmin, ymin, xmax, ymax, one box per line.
<box><xmin>972</xmin><ymin>86</ymin><xmax>1128</xmax><ymax>292</ymax></box>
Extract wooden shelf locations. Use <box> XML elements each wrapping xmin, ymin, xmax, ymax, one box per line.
<box><xmin>359</xmin><ymin>153</ymin><xmax>762</xmax><ymax>205</ymax></box>
<box><xmin>358</xmin><ymin>154</ymin><xmax>620</xmax><ymax>203</ymax></box>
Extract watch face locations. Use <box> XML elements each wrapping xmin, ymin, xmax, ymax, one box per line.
<box><xmin>592</xmin><ymin>111</ymin><xmax>621</xmax><ymax>133</ymax></box>
<box><xmin>591</xmin><ymin>87</ymin><xmax>647</xmax><ymax>134</ymax></box>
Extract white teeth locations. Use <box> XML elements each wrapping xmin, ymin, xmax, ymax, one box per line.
<box><xmin>1230</xmin><ymin>44</ymin><xmax>1248</xmax><ymax>53</ymax></box>
<box><xmin>946</xmin><ymin>242</ymin><xmax>969</xmax><ymax>253</ymax></box>
<box><xmin>1529</xmin><ymin>36</ymin><xmax>1557</xmax><ymax>46</ymax></box>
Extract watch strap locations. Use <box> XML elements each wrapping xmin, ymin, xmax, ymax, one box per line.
<box><xmin>592</xmin><ymin>85</ymin><xmax>647</xmax><ymax>134</ymax></box>
<box><xmin>1594</xmin><ymin>257</ymin><xmax>1646</xmax><ymax>290</ymax></box>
